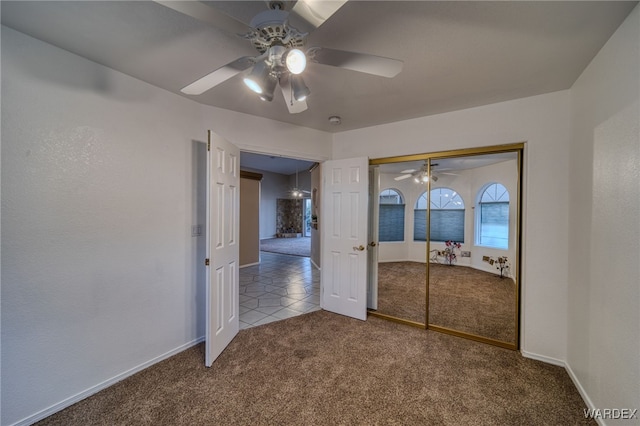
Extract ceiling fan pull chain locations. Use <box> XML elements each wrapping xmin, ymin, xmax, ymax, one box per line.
<box><xmin>289</xmin><ymin>77</ymin><xmax>294</xmax><ymax>106</ymax></box>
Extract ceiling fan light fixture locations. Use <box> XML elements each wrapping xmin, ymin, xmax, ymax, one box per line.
<box><xmin>291</xmin><ymin>75</ymin><xmax>310</xmax><ymax>101</ymax></box>
<box><xmin>243</xmin><ymin>61</ymin><xmax>270</xmax><ymax>94</ymax></box>
<box><xmin>413</xmin><ymin>170</ymin><xmax>435</xmax><ymax>184</ymax></box>
<box><xmin>285</xmin><ymin>48</ymin><xmax>307</xmax><ymax>74</ymax></box>
<box><xmin>259</xmin><ymin>75</ymin><xmax>278</xmax><ymax>101</ymax></box>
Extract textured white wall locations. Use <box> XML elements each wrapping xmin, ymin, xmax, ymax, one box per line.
<box><xmin>333</xmin><ymin>90</ymin><xmax>572</xmax><ymax>361</ymax></box>
<box><xmin>1</xmin><ymin>26</ymin><xmax>207</xmax><ymax>425</ymax></box>
<box><xmin>200</xmin><ymin>106</ymin><xmax>332</xmax><ymax>162</ymax></box>
<box><xmin>568</xmin><ymin>4</ymin><xmax>639</xmax><ymax>418</ymax></box>
<box><xmin>0</xmin><ymin>26</ymin><xmax>332</xmax><ymax>426</ymax></box>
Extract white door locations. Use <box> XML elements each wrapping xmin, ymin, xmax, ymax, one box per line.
<box><xmin>367</xmin><ymin>165</ymin><xmax>380</xmax><ymax>310</ymax></box>
<box><xmin>320</xmin><ymin>157</ymin><xmax>369</xmax><ymax>320</ymax></box>
<box><xmin>205</xmin><ymin>130</ymin><xmax>240</xmax><ymax>367</ymax></box>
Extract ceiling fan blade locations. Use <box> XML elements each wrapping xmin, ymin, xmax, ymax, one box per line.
<box><xmin>280</xmin><ymin>76</ymin><xmax>308</xmax><ymax>114</ymax></box>
<box><xmin>181</xmin><ymin>57</ymin><xmax>254</xmax><ymax>95</ymax></box>
<box><xmin>289</xmin><ymin>0</ymin><xmax>348</xmax><ymax>33</ymax></box>
<box><xmin>439</xmin><ymin>172</ymin><xmax>460</xmax><ymax>176</ymax></box>
<box><xmin>309</xmin><ymin>47</ymin><xmax>403</xmax><ymax>78</ymax></box>
<box><xmin>400</xmin><ymin>169</ymin><xmax>417</xmax><ymax>174</ymax></box>
<box><xmin>394</xmin><ymin>174</ymin><xmax>413</xmax><ymax>181</ymax></box>
<box><xmin>154</xmin><ymin>1</ymin><xmax>251</xmax><ymax>35</ymax></box>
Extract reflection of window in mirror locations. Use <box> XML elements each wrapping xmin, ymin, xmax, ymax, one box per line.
<box><xmin>475</xmin><ymin>183</ymin><xmax>510</xmax><ymax>249</ymax></box>
<box><xmin>414</xmin><ymin>188</ymin><xmax>465</xmax><ymax>242</ymax></box>
<box><xmin>379</xmin><ymin>189</ymin><xmax>405</xmax><ymax>242</ymax></box>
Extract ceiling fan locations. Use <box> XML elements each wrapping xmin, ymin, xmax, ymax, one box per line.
<box><xmin>289</xmin><ymin>168</ymin><xmax>310</xmax><ymax>198</ymax></box>
<box><xmin>155</xmin><ymin>1</ymin><xmax>404</xmax><ymax>113</ymax></box>
<box><xmin>394</xmin><ymin>163</ymin><xmax>458</xmax><ymax>184</ymax></box>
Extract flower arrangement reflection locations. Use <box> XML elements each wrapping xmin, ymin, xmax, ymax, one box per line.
<box><xmin>491</xmin><ymin>256</ymin><xmax>510</xmax><ymax>278</ymax></box>
<box><xmin>443</xmin><ymin>240</ymin><xmax>462</xmax><ymax>266</ymax></box>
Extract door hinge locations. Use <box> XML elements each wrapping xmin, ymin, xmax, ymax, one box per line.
<box><xmin>205</xmin><ymin>258</ymin><xmax>210</xmax><ymax>266</ymax></box>
<box><xmin>207</xmin><ymin>140</ymin><xmax>210</xmax><ymax>151</ymax></box>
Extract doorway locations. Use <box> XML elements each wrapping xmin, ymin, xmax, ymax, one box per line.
<box><xmin>238</xmin><ymin>151</ymin><xmax>321</xmax><ymax>328</ymax></box>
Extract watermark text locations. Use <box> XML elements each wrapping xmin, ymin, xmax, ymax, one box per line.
<box><xmin>584</xmin><ymin>408</ymin><xmax>638</xmax><ymax>420</ymax></box>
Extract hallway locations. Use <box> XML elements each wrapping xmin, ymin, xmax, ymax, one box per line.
<box><xmin>239</xmin><ymin>252</ymin><xmax>320</xmax><ymax>328</ymax></box>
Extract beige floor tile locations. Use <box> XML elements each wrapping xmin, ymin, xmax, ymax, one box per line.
<box><xmin>255</xmin><ymin>305</ymin><xmax>284</xmax><ymax>315</ymax></box>
<box><xmin>252</xmin><ymin>316</ymin><xmax>280</xmax><ymax>326</ymax></box>
<box><xmin>240</xmin><ymin>310</ymin><xmax>268</xmax><ymax>324</ymax></box>
<box><xmin>288</xmin><ymin>301</ymin><xmax>316</xmax><ymax>313</ymax></box>
<box><xmin>240</xmin><ymin>299</ymin><xmax>259</xmax><ymax>309</ymax></box>
<box><xmin>272</xmin><ymin>308</ymin><xmax>303</xmax><ymax>320</ymax></box>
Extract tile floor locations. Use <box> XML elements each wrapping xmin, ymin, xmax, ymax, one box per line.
<box><xmin>239</xmin><ymin>251</ymin><xmax>321</xmax><ymax>329</ymax></box>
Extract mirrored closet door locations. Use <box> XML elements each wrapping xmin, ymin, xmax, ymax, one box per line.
<box><xmin>369</xmin><ymin>144</ymin><xmax>523</xmax><ymax>349</ymax></box>
<box><xmin>426</xmin><ymin>150</ymin><xmax>521</xmax><ymax>348</ymax></box>
<box><xmin>368</xmin><ymin>160</ymin><xmax>430</xmax><ymax>326</ymax></box>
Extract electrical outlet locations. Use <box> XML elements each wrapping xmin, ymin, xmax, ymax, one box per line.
<box><xmin>461</xmin><ymin>251</ymin><xmax>471</xmax><ymax>257</ymax></box>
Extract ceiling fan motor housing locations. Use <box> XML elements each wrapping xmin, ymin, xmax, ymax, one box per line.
<box><xmin>247</xmin><ymin>9</ymin><xmax>307</xmax><ymax>53</ymax></box>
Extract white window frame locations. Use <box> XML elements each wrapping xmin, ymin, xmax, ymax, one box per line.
<box><xmin>475</xmin><ymin>182</ymin><xmax>510</xmax><ymax>249</ymax></box>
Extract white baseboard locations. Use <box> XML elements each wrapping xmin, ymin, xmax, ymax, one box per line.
<box><xmin>310</xmin><ymin>258</ymin><xmax>321</xmax><ymax>270</ymax></box>
<box><xmin>240</xmin><ymin>261</ymin><xmax>260</xmax><ymax>268</ymax></box>
<box><xmin>520</xmin><ymin>350</ymin><xmax>565</xmax><ymax>367</ymax></box>
<box><xmin>521</xmin><ymin>351</ymin><xmax>602</xmax><ymax>426</ymax></box>
<box><xmin>565</xmin><ymin>362</ymin><xmax>603</xmax><ymax>426</ymax></box>
<box><xmin>11</xmin><ymin>336</ymin><xmax>205</xmax><ymax>426</ymax></box>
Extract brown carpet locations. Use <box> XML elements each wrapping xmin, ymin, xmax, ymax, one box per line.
<box><xmin>376</xmin><ymin>262</ymin><xmax>516</xmax><ymax>343</ymax></box>
<box><xmin>38</xmin><ymin>311</ymin><xmax>593</xmax><ymax>425</ymax></box>
<box><xmin>260</xmin><ymin>237</ymin><xmax>310</xmax><ymax>257</ymax></box>
<box><xmin>430</xmin><ymin>263</ymin><xmax>516</xmax><ymax>343</ymax></box>
<box><xmin>376</xmin><ymin>261</ymin><xmax>427</xmax><ymax>324</ymax></box>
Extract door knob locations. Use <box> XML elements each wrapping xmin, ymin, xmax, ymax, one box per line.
<box><xmin>353</xmin><ymin>245</ymin><xmax>365</xmax><ymax>251</ymax></box>
<box><xmin>369</xmin><ymin>241</ymin><xmax>377</xmax><ymax>247</ymax></box>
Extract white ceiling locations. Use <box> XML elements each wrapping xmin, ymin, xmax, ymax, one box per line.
<box><xmin>240</xmin><ymin>151</ymin><xmax>315</xmax><ymax>175</ymax></box>
<box><xmin>2</xmin><ymin>1</ymin><xmax>636</xmax><ymax>134</ymax></box>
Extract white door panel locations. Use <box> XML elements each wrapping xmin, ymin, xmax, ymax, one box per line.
<box><xmin>206</xmin><ymin>130</ymin><xmax>240</xmax><ymax>367</ymax></box>
<box><xmin>321</xmin><ymin>157</ymin><xmax>369</xmax><ymax>320</ymax></box>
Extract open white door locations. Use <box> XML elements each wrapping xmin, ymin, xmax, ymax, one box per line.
<box><xmin>320</xmin><ymin>157</ymin><xmax>369</xmax><ymax>320</ymax></box>
<box><xmin>367</xmin><ymin>165</ymin><xmax>380</xmax><ymax>310</ymax></box>
<box><xmin>205</xmin><ymin>130</ymin><xmax>240</xmax><ymax>367</ymax></box>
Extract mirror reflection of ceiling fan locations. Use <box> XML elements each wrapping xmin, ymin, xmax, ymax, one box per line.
<box><xmin>155</xmin><ymin>0</ymin><xmax>403</xmax><ymax>113</ymax></box>
<box><xmin>394</xmin><ymin>163</ymin><xmax>458</xmax><ymax>184</ymax></box>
